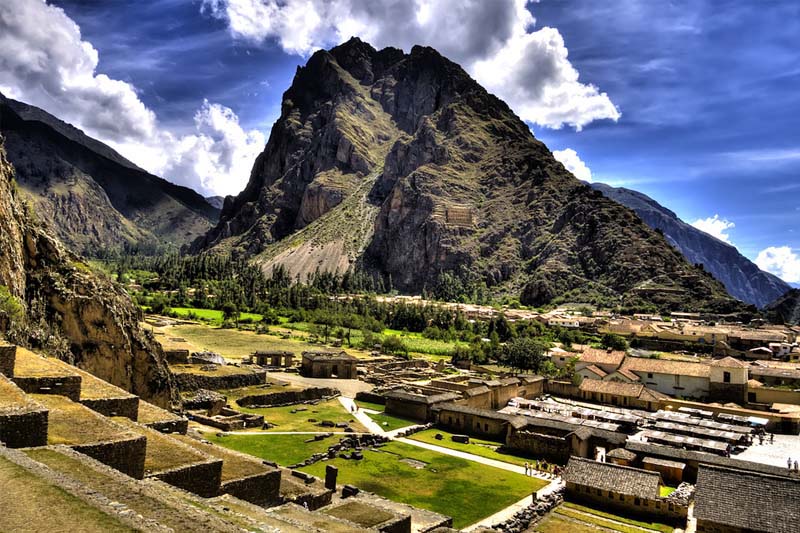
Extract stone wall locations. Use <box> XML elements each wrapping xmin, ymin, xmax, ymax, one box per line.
<box><xmin>385</xmin><ymin>398</ymin><xmax>429</xmax><ymax>422</ymax></box>
<box><xmin>80</xmin><ymin>396</ymin><xmax>139</xmax><ymax>420</ymax></box>
<box><xmin>377</xmin><ymin>514</ymin><xmax>412</xmax><ymax>533</ymax></box>
<box><xmin>236</xmin><ymin>387</ymin><xmax>339</xmax><ymax>407</ymax></box>
<box><xmin>566</xmin><ymin>484</ymin><xmax>688</xmax><ymax>524</ymax></box>
<box><xmin>433</xmin><ymin>407</ymin><xmax>508</xmax><ymax>440</ymax></box>
<box><xmin>189</xmin><ymin>412</ymin><xmax>245</xmax><ymax>431</ymax></box>
<box><xmin>174</xmin><ymin>369</ymin><xmax>266</xmax><ymax>392</ymax></box>
<box><xmin>507</xmin><ymin>430</ymin><xmax>571</xmax><ymax>463</ymax></box>
<box><xmin>72</xmin><ymin>435</ymin><xmax>146</xmax><ymax>479</ymax></box>
<box><xmin>12</xmin><ymin>375</ymin><xmax>82</xmax><ymax>401</ymax></box>
<box><xmin>0</xmin><ymin>344</ymin><xmax>16</xmax><ymax>377</ymax></box>
<box><xmin>222</xmin><ymin>470</ymin><xmax>282</xmax><ymax>506</ymax></box>
<box><xmin>0</xmin><ymin>408</ymin><xmax>48</xmax><ymax>447</ymax></box>
<box><xmin>355</xmin><ymin>391</ymin><xmax>386</xmax><ymax>405</ymax></box>
<box><xmin>144</xmin><ymin>418</ymin><xmax>189</xmax><ymax>435</ymax></box>
<box><xmin>152</xmin><ymin>459</ymin><xmax>223</xmax><ymax>497</ymax></box>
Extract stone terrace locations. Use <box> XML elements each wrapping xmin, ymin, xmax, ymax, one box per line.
<box><xmin>0</xmin><ymin>375</ymin><xmax>48</xmax><ymax>447</ymax></box>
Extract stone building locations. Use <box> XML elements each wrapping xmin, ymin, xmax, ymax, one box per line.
<box><xmin>619</xmin><ymin>358</ymin><xmax>710</xmax><ymax>399</ymax></box>
<box><xmin>694</xmin><ymin>464</ymin><xmax>799</xmax><ymax>533</ymax></box>
<box><xmin>251</xmin><ymin>350</ymin><xmax>294</xmax><ymax>367</ymax></box>
<box><xmin>385</xmin><ymin>390</ymin><xmax>462</xmax><ymax>422</ymax></box>
<box><xmin>707</xmin><ymin>357</ymin><xmax>749</xmax><ymax>403</ymax></box>
<box><xmin>301</xmin><ymin>351</ymin><xmax>358</xmax><ymax>379</ymax></box>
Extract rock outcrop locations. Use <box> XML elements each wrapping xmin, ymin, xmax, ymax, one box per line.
<box><xmin>591</xmin><ymin>183</ymin><xmax>791</xmax><ymax>308</ymax></box>
<box><xmin>0</xmin><ymin>137</ymin><xmax>177</xmax><ymax>407</ymax></box>
<box><xmin>765</xmin><ymin>289</ymin><xmax>800</xmax><ymax>325</ymax></box>
<box><xmin>0</xmin><ymin>93</ymin><xmax>219</xmax><ymax>256</ymax></box>
<box><xmin>194</xmin><ymin>38</ymin><xmax>744</xmax><ymax>313</ymax></box>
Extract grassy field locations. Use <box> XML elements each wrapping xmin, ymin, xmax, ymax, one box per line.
<box><xmin>169</xmin><ymin>307</ymin><xmax>264</xmax><ymax>325</ymax></box>
<box><xmin>0</xmin><ymin>455</ymin><xmax>134</xmax><ymax>533</ymax></box>
<box><xmin>202</xmin><ymin>432</ymin><xmax>336</xmax><ymax>466</ymax></box>
<box><xmin>354</xmin><ymin>400</ymin><xmax>385</xmax><ymax>412</ymax></box>
<box><xmin>560</xmin><ymin>502</ymin><xmax>674</xmax><ymax>533</ymax></box>
<box><xmin>300</xmin><ymin>441</ymin><xmax>544</xmax><ymax>528</ymax></box>
<box><xmin>535</xmin><ymin>514</ymin><xmax>601</xmax><ymax>533</ymax></box>
<box><xmin>408</xmin><ymin>429</ymin><xmax>532</xmax><ymax>467</ymax></box>
<box><xmin>236</xmin><ymin>398</ymin><xmax>368</xmax><ymax>433</ymax></box>
<box><xmin>365</xmin><ymin>411</ymin><xmax>420</xmax><ymax>431</ymax></box>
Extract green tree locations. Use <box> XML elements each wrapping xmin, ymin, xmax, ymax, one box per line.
<box><xmin>601</xmin><ymin>333</ymin><xmax>628</xmax><ymax>351</ymax></box>
<box><xmin>221</xmin><ymin>301</ymin><xmax>240</xmax><ymax>325</ymax></box>
<box><xmin>381</xmin><ymin>335</ymin><xmax>408</xmax><ymax>357</ymax></box>
<box><xmin>0</xmin><ymin>285</ymin><xmax>24</xmax><ymax>323</ymax></box>
<box><xmin>503</xmin><ymin>337</ymin><xmax>550</xmax><ymax>373</ymax></box>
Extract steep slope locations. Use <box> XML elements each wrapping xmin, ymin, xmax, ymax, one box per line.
<box><xmin>765</xmin><ymin>289</ymin><xmax>800</xmax><ymax>325</ymax></box>
<box><xmin>590</xmin><ymin>183</ymin><xmax>791</xmax><ymax>308</ymax></box>
<box><xmin>0</xmin><ymin>94</ymin><xmax>219</xmax><ymax>256</ymax></box>
<box><xmin>195</xmin><ymin>38</ymin><xmax>743</xmax><ymax>313</ymax></box>
<box><xmin>0</xmin><ymin>137</ymin><xmax>177</xmax><ymax>406</ymax></box>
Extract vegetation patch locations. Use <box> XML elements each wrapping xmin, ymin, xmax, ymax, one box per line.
<box><xmin>560</xmin><ymin>502</ymin><xmax>674</xmax><ymax>533</ymax></box>
<box><xmin>365</xmin><ymin>411</ymin><xmax>419</xmax><ymax>431</ymax></box>
<box><xmin>408</xmin><ymin>429</ymin><xmax>532</xmax><ymax>467</ymax></box>
<box><xmin>203</xmin><ymin>432</ymin><xmax>334</xmax><ymax>466</ymax></box>
<box><xmin>236</xmin><ymin>398</ymin><xmax>367</xmax><ymax>433</ymax></box>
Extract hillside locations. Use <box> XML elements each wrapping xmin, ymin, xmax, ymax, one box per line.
<box><xmin>590</xmin><ymin>183</ymin><xmax>791</xmax><ymax>308</ymax></box>
<box><xmin>193</xmin><ymin>38</ymin><xmax>744</xmax><ymax>313</ymax></box>
<box><xmin>0</xmin><ymin>93</ymin><xmax>219</xmax><ymax>256</ymax></box>
<box><xmin>0</xmin><ymin>137</ymin><xmax>176</xmax><ymax>406</ymax></box>
<box><xmin>765</xmin><ymin>289</ymin><xmax>800</xmax><ymax>325</ymax></box>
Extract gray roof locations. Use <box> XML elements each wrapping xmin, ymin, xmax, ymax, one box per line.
<box><xmin>694</xmin><ymin>465</ymin><xmax>800</xmax><ymax>532</ymax></box>
<box><xmin>564</xmin><ymin>457</ymin><xmax>661</xmax><ymax>499</ymax></box>
<box><xmin>607</xmin><ymin>448</ymin><xmax>637</xmax><ymax>461</ymax></box>
<box><xmin>302</xmin><ymin>351</ymin><xmax>358</xmax><ymax>362</ymax></box>
<box><xmin>385</xmin><ymin>391</ymin><xmax>461</xmax><ymax>405</ymax></box>
<box><xmin>433</xmin><ymin>403</ymin><xmax>516</xmax><ymax>420</ymax></box>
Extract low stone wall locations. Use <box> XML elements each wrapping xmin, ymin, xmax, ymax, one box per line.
<box><xmin>189</xmin><ymin>412</ymin><xmax>245</xmax><ymax>431</ymax></box>
<box><xmin>80</xmin><ymin>396</ymin><xmax>139</xmax><ymax>421</ymax></box>
<box><xmin>377</xmin><ymin>514</ymin><xmax>412</xmax><ymax>533</ymax></box>
<box><xmin>222</xmin><ymin>470</ymin><xmax>282</xmax><ymax>506</ymax></box>
<box><xmin>152</xmin><ymin>459</ymin><xmax>223</xmax><ymax>497</ymax></box>
<box><xmin>355</xmin><ymin>391</ymin><xmax>386</xmax><ymax>405</ymax></box>
<box><xmin>12</xmin><ymin>375</ymin><xmax>82</xmax><ymax>401</ymax></box>
<box><xmin>506</xmin><ymin>431</ymin><xmax>571</xmax><ymax>463</ymax></box>
<box><xmin>566</xmin><ymin>489</ymin><xmax>688</xmax><ymax>525</ymax></box>
<box><xmin>0</xmin><ymin>344</ymin><xmax>16</xmax><ymax>377</ymax></box>
<box><xmin>72</xmin><ymin>435</ymin><xmax>146</xmax><ymax>479</ymax></box>
<box><xmin>236</xmin><ymin>387</ymin><xmax>339</xmax><ymax>407</ymax></box>
<box><xmin>292</xmin><ymin>487</ymin><xmax>334</xmax><ymax>511</ymax></box>
<box><xmin>174</xmin><ymin>369</ymin><xmax>266</xmax><ymax>392</ymax></box>
<box><xmin>0</xmin><ymin>408</ymin><xmax>48</xmax><ymax>448</ymax></box>
<box><xmin>144</xmin><ymin>418</ymin><xmax>189</xmax><ymax>435</ymax></box>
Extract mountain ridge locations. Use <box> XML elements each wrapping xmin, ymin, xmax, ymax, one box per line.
<box><xmin>590</xmin><ymin>182</ymin><xmax>791</xmax><ymax>308</ymax></box>
<box><xmin>192</xmin><ymin>37</ymin><xmax>745</xmax><ymax>313</ymax></box>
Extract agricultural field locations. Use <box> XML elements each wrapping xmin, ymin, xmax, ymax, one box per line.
<box><xmin>299</xmin><ymin>441</ymin><xmax>545</xmax><ymax>529</ymax></box>
<box><xmin>201</xmin><ymin>432</ymin><xmax>335</xmax><ymax>466</ymax></box>
<box><xmin>169</xmin><ymin>307</ymin><xmax>265</xmax><ymax>325</ymax></box>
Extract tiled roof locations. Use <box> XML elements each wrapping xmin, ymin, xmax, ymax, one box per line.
<box><xmin>582</xmin><ymin>365</ymin><xmax>608</xmax><ymax>378</ymax></box>
<box><xmin>580</xmin><ymin>348</ymin><xmax>626</xmax><ymax>367</ymax></box>
<box><xmin>621</xmin><ymin>357</ymin><xmax>710</xmax><ymax>378</ymax></box>
<box><xmin>615</xmin><ymin>368</ymin><xmax>641</xmax><ymax>381</ymax></box>
<box><xmin>694</xmin><ymin>465</ymin><xmax>800</xmax><ymax>532</ymax></box>
<box><xmin>564</xmin><ymin>457</ymin><xmax>661</xmax><ymax>499</ymax></box>
<box><xmin>579</xmin><ymin>379</ymin><xmax>643</xmax><ymax>398</ymax></box>
<box><xmin>708</xmin><ymin>356</ymin><xmax>748</xmax><ymax>368</ymax></box>
<box><xmin>385</xmin><ymin>390</ymin><xmax>461</xmax><ymax>405</ymax></box>
<box><xmin>607</xmin><ymin>448</ymin><xmax>637</xmax><ymax>461</ymax></box>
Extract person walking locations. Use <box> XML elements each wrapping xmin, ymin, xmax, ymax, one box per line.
<box><xmin>789</xmin><ymin>457</ymin><xmax>793</xmax><ymax>471</ymax></box>
<box><xmin>524</xmin><ymin>462</ymin><xmax>529</xmax><ymax>476</ymax></box>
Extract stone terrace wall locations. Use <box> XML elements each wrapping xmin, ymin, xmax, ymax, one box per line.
<box><xmin>0</xmin><ymin>344</ymin><xmax>16</xmax><ymax>377</ymax></box>
<box><xmin>236</xmin><ymin>387</ymin><xmax>339</xmax><ymax>407</ymax></box>
<box><xmin>73</xmin><ymin>435</ymin><xmax>146</xmax><ymax>479</ymax></box>
<box><xmin>152</xmin><ymin>459</ymin><xmax>223</xmax><ymax>498</ymax></box>
<box><xmin>145</xmin><ymin>418</ymin><xmax>189</xmax><ymax>435</ymax></box>
<box><xmin>174</xmin><ymin>370</ymin><xmax>266</xmax><ymax>392</ymax></box>
<box><xmin>377</xmin><ymin>514</ymin><xmax>412</xmax><ymax>533</ymax></box>
<box><xmin>80</xmin><ymin>396</ymin><xmax>139</xmax><ymax>421</ymax></box>
<box><xmin>507</xmin><ymin>431</ymin><xmax>570</xmax><ymax>463</ymax></box>
<box><xmin>12</xmin><ymin>375</ymin><xmax>82</xmax><ymax>401</ymax></box>
<box><xmin>567</xmin><ymin>486</ymin><xmax>688</xmax><ymax>525</ymax></box>
<box><xmin>222</xmin><ymin>470</ymin><xmax>282</xmax><ymax>506</ymax></box>
<box><xmin>0</xmin><ymin>408</ymin><xmax>48</xmax><ymax>448</ymax></box>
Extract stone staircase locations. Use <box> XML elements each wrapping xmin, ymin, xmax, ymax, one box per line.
<box><xmin>0</xmin><ymin>343</ymin><xmax>413</xmax><ymax>532</ymax></box>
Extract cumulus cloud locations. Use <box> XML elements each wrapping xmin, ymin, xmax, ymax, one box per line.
<box><xmin>690</xmin><ymin>215</ymin><xmax>735</xmax><ymax>244</ymax></box>
<box><xmin>552</xmin><ymin>148</ymin><xmax>592</xmax><ymax>181</ymax></box>
<box><xmin>755</xmin><ymin>246</ymin><xmax>800</xmax><ymax>283</ymax></box>
<box><xmin>0</xmin><ymin>0</ymin><xmax>264</xmax><ymax>196</ymax></box>
<box><xmin>201</xmin><ymin>0</ymin><xmax>620</xmax><ymax>130</ymax></box>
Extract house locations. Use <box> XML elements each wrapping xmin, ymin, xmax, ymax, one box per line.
<box><xmin>694</xmin><ymin>464</ymin><xmax>799</xmax><ymax>533</ymax></box>
<box><xmin>578</xmin><ymin>379</ymin><xmax>668</xmax><ymax>410</ymax></box>
<box><xmin>300</xmin><ymin>351</ymin><xmax>358</xmax><ymax>379</ymax></box>
<box><xmin>707</xmin><ymin>357</ymin><xmax>749</xmax><ymax>404</ymax></box>
<box><xmin>563</xmin><ymin>458</ymin><xmax>687</xmax><ymax>523</ymax></box>
<box><xmin>250</xmin><ymin>350</ymin><xmax>294</xmax><ymax>367</ymax></box>
<box><xmin>619</xmin><ymin>358</ymin><xmax>710</xmax><ymax>399</ymax></box>
<box><xmin>604</xmin><ymin>367</ymin><xmax>641</xmax><ymax>383</ymax></box>
<box><xmin>549</xmin><ymin>347</ymin><xmax>577</xmax><ymax>369</ymax></box>
<box><xmin>575</xmin><ymin>348</ymin><xmax>626</xmax><ymax>374</ymax></box>
<box><xmin>576</xmin><ymin>364</ymin><xmax>608</xmax><ymax>381</ymax></box>
<box><xmin>385</xmin><ymin>389</ymin><xmax>462</xmax><ymax>422</ymax></box>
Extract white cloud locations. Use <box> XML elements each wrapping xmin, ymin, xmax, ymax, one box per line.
<box><xmin>552</xmin><ymin>148</ymin><xmax>592</xmax><ymax>181</ymax></box>
<box><xmin>201</xmin><ymin>0</ymin><xmax>620</xmax><ymax>130</ymax></box>
<box><xmin>690</xmin><ymin>214</ymin><xmax>735</xmax><ymax>244</ymax></box>
<box><xmin>755</xmin><ymin>246</ymin><xmax>800</xmax><ymax>283</ymax></box>
<box><xmin>0</xmin><ymin>0</ymin><xmax>265</xmax><ymax>196</ymax></box>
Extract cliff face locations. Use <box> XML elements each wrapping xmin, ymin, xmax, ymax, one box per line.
<box><xmin>765</xmin><ymin>289</ymin><xmax>800</xmax><ymax>325</ymax></box>
<box><xmin>0</xmin><ymin>94</ymin><xmax>219</xmax><ymax>256</ymax></box>
<box><xmin>194</xmin><ymin>38</ymin><xmax>743</xmax><ymax>313</ymax></box>
<box><xmin>0</xmin><ymin>138</ymin><xmax>177</xmax><ymax>407</ymax></box>
<box><xmin>591</xmin><ymin>183</ymin><xmax>791</xmax><ymax>308</ymax></box>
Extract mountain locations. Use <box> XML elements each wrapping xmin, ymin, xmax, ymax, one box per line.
<box><xmin>0</xmin><ymin>137</ymin><xmax>177</xmax><ymax>406</ymax></box>
<box><xmin>193</xmin><ymin>37</ymin><xmax>744</xmax><ymax>313</ymax></box>
<box><xmin>0</xmin><ymin>93</ymin><xmax>220</xmax><ymax>256</ymax></box>
<box><xmin>205</xmin><ymin>195</ymin><xmax>226</xmax><ymax>210</ymax></box>
<box><xmin>590</xmin><ymin>183</ymin><xmax>791</xmax><ymax>308</ymax></box>
<box><xmin>765</xmin><ymin>289</ymin><xmax>800</xmax><ymax>325</ymax></box>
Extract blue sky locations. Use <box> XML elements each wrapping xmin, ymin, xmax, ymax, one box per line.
<box><xmin>2</xmin><ymin>1</ymin><xmax>799</xmax><ymax>282</ymax></box>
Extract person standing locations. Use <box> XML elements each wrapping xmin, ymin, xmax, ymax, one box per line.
<box><xmin>788</xmin><ymin>457</ymin><xmax>793</xmax><ymax>471</ymax></box>
<box><xmin>524</xmin><ymin>462</ymin><xmax>529</xmax><ymax>476</ymax></box>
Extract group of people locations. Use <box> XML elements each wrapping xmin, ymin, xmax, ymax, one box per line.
<box><xmin>523</xmin><ymin>460</ymin><xmax>561</xmax><ymax>477</ymax></box>
<box><xmin>788</xmin><ymin>457</ymin><xmax>799</xmax><ymax>473</ymax></box>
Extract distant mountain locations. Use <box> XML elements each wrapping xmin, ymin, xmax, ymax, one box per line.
<box><xmin>205</xmin><ymin>195</ymin><xmax>226</xmax><ymax>210</ymax></box>
<box><xmin>591</xmin><ymin>182</ymin><xmax>790</xmax><ymax>308</ymax></box>
<box><xmin>192</xmin><ymin>37</ymin><xmax>744</xmax><ymax>313</ymax></box>
<box><xmin>0</xmin><ymin>93</ymin><xmax>220</xmax><ymax>256</ymax></box>
<box><xmin>765</xmin><ymin>288</ymin><xmax>800</xmax><ymax>325</ymax></box>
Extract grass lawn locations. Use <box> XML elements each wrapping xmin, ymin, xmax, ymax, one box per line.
<box><xmin>659</xmin><ymin>486</ymin><xmax>677</xmax><ymax>497</ymax></box>
<box><xmin>0</xmin><ymin>455</ymin><xmax>134</xmax><ymax>533</ymax></box>
<box><xmin>299</xmin><ymin>441</ymin><xmax>544</xmax><ymax>529</ymax></box>
<box><xmin>354</xmin><ymin>400</ymin><xmax>385</xmax><ymax>412</ymax></box>
<box><xmin>366</xmin><ymin>411</ymin><xmax>419</xmax><ymax>431</ymax></box>
<box><xmin>535</xmin><ymin>514</ymin><xmax>601</xmax><ymax>533</ymax></box>
<box><xmin>408</xmin><ymin>428</ymin><xmax>531</xmax><ymax>467</ymax></box>
<box><xmin>169</xmin><ymin>307</ymin><xmax>264</xmax><ymax>325</ymax></box>
<box><xmin>202</xmin><ymin>432</ymin><xmax>336</xmax><ymax>466</ymax></box>
<box><xmin>561</xmin><ymin>502</ymin><xmax>674</xmax><ymax>533</ymax></box>
<box><xmin>237</xmin><ymin>398</ymin><xmax>368</xmax><ymax>433</ymax></box>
